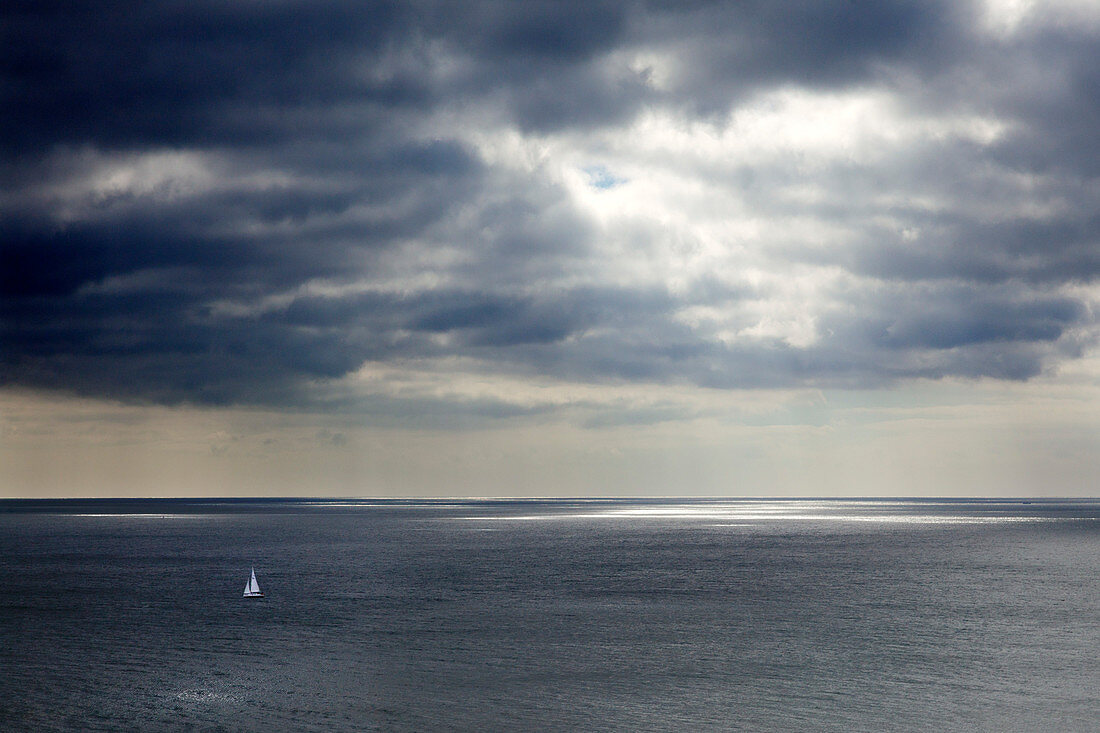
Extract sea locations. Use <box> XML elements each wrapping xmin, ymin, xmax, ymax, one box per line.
<box><xmin>1</xmin><ymin>498</ymin><xmax>1097</xmax><ymax>731</ymax></box>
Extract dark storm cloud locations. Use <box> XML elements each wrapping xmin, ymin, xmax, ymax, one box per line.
<box><xmin>2</xmin><ymin>0</ymin><xmax>959</xmax><ymax>151</ymax></box>
<box><xmin>2</xmin><ymin>0</ymin><xmax>1099</xmax><ymax>417</ymax></box>
<box><xmin>848</xmin><ymin>214</ymin><xmax>1100</xmax><ymax>285</ymax></box>
<box><xmin>1</xmin><ymin>0</ymin><xmax>412</xmax><ymax>154</ymax></box>
<box><xmin>636</xmin><ymin>0</ymin><xmax>961</xmax><ymax>116</ymax></box>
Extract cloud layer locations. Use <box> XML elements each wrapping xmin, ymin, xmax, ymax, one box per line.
<box><xmin>3</xmin><ymin>0</ymin><xmax>1099</xmax><ymax>422</ymax></box>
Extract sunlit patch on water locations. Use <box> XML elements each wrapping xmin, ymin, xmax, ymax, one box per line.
<box><xmin>172</xmin><ymin>689</ymin><xmax>239</xmax><ymax>705</ymax></box>
<box><xmin>456</xmin><ymin>501</ymin><xmax>1085</xmax><ymax>524</ymax></box>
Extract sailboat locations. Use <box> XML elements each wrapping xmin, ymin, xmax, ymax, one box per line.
<box><xmin>243</xmin><ymin>566</ymin><xmax>264</xmax><ymax>598</ymax></box>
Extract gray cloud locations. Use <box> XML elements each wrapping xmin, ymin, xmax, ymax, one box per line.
<box><xmin>3</xmin><ymin>0</ymin><xmax>1099</xmax><ymax>422</ymax></box>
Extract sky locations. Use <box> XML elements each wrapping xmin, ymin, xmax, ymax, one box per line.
<box><xmin>3</xmin><ymin>0</ymin><xmax>1100</xmax><ymax>497</ymax></box>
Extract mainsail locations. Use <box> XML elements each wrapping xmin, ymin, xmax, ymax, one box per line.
<box><xmin>243</xmin><ymin>566</ymin><xmax>263</xmax><ymax>597</ymax></box>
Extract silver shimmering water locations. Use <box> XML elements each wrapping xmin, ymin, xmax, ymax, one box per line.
<box><xmin>1</xmin><ymin>498</ymin><xmax>1097</xmax><ymax>731</ymax></box>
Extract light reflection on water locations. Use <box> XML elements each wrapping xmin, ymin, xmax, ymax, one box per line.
<box><xmin>458</xmin><ymin>500</ymin><xmax>1088</xmax><ymax>524</ymax></box>
<box><xmin>477</xmin><ymin>513</ymin><xmax>1061</xmax><ymax>523</ymax></box>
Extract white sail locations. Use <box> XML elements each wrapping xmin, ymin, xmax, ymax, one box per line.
<box><xmin>244</xmin><ymin>566</ymin><xmax>263</xmax><ymax>597</ymax></box>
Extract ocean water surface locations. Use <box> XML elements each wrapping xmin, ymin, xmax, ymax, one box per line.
<box><xmin>1</xmin><ymin>498</ymin><xmax>1098</xmax><ymax>731</ymax></box>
